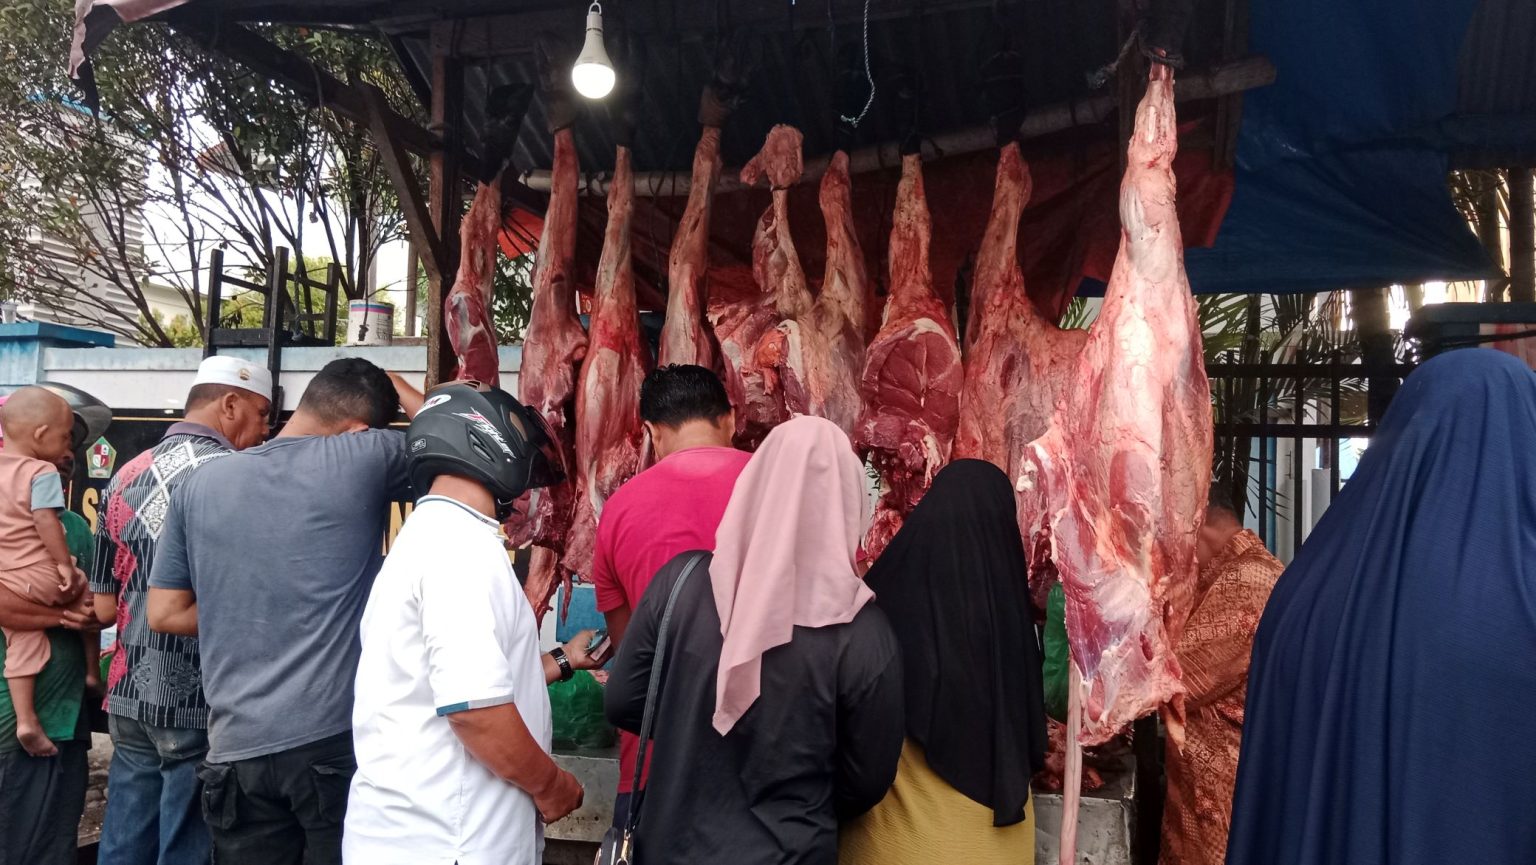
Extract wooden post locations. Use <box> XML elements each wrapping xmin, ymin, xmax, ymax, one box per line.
<box><xmin>1509</xmin><ymin>167</ymin><xmax>1534</xmax><ymax>303</ymax></box>
<box><xmin>1132</xmin><ymin>715</ymin><xmax>1164</xmax><ymax>865</ymax></box>
<box><xmin>265</xmin><ymin>248</ymin><xmax>290</xmax><ymax>425</ymax></box>
<box><xmin>1476</xmin><ymin>175</ymin><xmax>1508</xmax><ymax>302</ymax></box>
<box><xmin>404</xmin><ymin>235</ymin><xmax>420</xmax><ymax>337</ymax></box>
<box><xmin>324</xmin><ymin>261</ymin><xmax>342</xmax><ymax>345</ymax></box>
<box><xmin>1350</xmin><ymin>286</ymin><xmax>1396</xmax><ymax>425</ymax></box>
<box><xmin>360</xmin><ymin>78</ymin><xmax>447</xmax><ymax>288</ymax></box>
<box><xmin>426</xmin><ymin>51</ymin><xmax>464</xmax><ymax>387</ymax></box>
<box><xmin>203</xmin><ymin>248</ymin><xmax>224</xmax><ymax>359</ymax></box>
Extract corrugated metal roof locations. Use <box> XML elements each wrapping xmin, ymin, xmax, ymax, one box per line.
<box><xmin>81</xmin><ymin>0</ymin><xmax>1536</xmax><ymax>169</ymax></box>
<box><xmin>396</xmin><ymin>0</ymin><xmax>1238</xmax><ymax>175</ymax></box>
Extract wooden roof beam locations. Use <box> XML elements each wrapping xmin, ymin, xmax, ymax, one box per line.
<box><xmin>358</xmin><ymin>77</ymin><xmax>447</xmax><ymax>286</ymax></box>
<box><xmin>520</xmin><ymin>55</ymin><xmax>1278</xmax><ymax>195</ymax></box>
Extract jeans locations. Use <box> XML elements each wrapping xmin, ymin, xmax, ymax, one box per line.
<box><xmin>0</xmin><ymin>740</ymin><xmax>89</xmax><ymax>865</ymax></box>
<box><xmin>99</xmin><ymin>714</ymin><xmax>211</xmax><ymax>865</ymax></box>
<box><xmin>198</xmin><ymin>731</ymin><xmax>354</xmax><ymax>865</ymax></box>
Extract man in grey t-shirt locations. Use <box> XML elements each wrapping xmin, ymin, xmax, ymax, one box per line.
<box><xmin>147</xmin><ymin>358</ymin><xmax>423</xmax><ymax>865</ymax></box>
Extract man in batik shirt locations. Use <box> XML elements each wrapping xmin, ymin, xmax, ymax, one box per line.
<box><xmin>89</xmin><ymin>356</ymin><xmax>271</xmax><ymax>865</ymax></box>
<box><xmin>1042</xmin><ymin>484</ymin><xmax>1282</xmax><ymax>865</ymax></box>
<box><xmin>1157</xmin><ymin>486</ymin><xmax>1282</xmax><ymax>865</ymax></box>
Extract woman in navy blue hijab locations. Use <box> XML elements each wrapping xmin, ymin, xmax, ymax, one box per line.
<box><xmin>1226</xmin><ymin>349</ymin><xmax>1536</xmax><ymax>865</ymax></box>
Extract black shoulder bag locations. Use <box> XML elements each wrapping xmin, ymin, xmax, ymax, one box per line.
<box><xmin>597</xmin><ymin>552</ymin><xmax>705</xmax><ymax>865</ymax></box>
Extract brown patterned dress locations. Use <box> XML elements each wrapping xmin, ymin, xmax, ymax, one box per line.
<box><xmin>1159</xmin><ymin>529</ymin><xmax>1282</xmax><ymax>865</ymax></box>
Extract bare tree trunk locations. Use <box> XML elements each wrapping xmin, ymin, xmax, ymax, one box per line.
<box><xmin>1404</xmin><ymin>283</ymin><xmax>1425</xmax><ymax>313</ymax></box>
<box><xmin>1351</xmin><ymin>287</ymin><xmax>1396</xmax><ymax>425</ymax></box>
<box><xmin>1476</xmin><ymin>173</ymin><xmax>1509</xmax><ymax>301</ymax></box>
<box><xmin>1509</xmin><ymin>167</ymin><xmax>1534</xmax><ymax>303</ymax></box>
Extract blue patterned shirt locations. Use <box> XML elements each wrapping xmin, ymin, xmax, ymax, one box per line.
<box><xmin>89</xmin><ymin>422</ymin><xmax>233</xmax><ymax>729</ymax></box>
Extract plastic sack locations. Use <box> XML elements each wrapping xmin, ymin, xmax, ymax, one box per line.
<box><xmin>549</xmin><ymin>670</ymin><xmax>616</xmax><ymax>750</ymax></box>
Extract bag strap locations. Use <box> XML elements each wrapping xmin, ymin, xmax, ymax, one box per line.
<box><xmin>622</xmin><ymin>551</ymin><xmax>706</xmax><ymax>837</ymax></box>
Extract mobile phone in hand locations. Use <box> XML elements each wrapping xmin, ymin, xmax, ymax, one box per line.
<box><xmin>587</xmin><ymin>629</ymin><xmax>612</xmax><ymax>665</ymax></box>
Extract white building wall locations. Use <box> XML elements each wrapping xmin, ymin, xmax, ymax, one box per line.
<box><xmin>15</xmin><ymin>170</ymin><xmax>189</xmax><ymax>343</ymax></box>
<box><xmin>40</xmin><ymin>344</ymin><xmax>523</xmax><ymax>412</ymax></box>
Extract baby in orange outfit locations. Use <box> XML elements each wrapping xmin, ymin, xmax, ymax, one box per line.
<box><xmin>0</xmin><ymin>387</ymin><xmax>97</xmax><ymax>756</ymax></box>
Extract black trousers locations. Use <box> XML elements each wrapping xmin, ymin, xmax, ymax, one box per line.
<box><xmin>198</xmin><ymin>731</ymin><xmax>355</xmax><ymax>865</ymax></box>
<box><xmin>0</xmin><ymin>739</ymin><xmax>88</xmax><ymax>865</ymax></box>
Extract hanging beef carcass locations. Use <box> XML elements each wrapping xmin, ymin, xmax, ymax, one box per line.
<box><xmin>658</xmin><ymin>124</ymin><xmax>724</xmax><ymax>370</ymax></box>
<box><xmin>443</xmin><ymin>85</ymin><xmax>534</xmax><ymax>385</ymax></box>
<box><xmin>510</xmin><ymin>113</ymin><xmax>588</xmax><ymax>623</ymax></box>
<box><xmin>954</xmin><ymin>143</ymin><xmax>1089</xmax><ymax>610</ymax></box>
<box><xmin>444</xmin><ymin>179</ymin><xmax>504</xmax><ymax>386</ymax></box>
<box><xmin>1013</xmin><ymin>65</ymin><xmax>1212</xmax><ymax>863</ymax></box>
<box><xmin>660</xmin><ymin>42</ymin><xmax>752</xmax><ymax>369</ymax></box>
<box><xmin>709</xmin><ymin>124</ymin><xmax>811</xmax><ymax>448</ymax></box>
<box><xmin>853</xmin><ymin>153</ymin><xmax>963</xmax><ymax>561</ymax></box>
<box><xmin>754</xmin><ymin>151</ymin><xmax>869</xmax><ymax>435</ymax></box>
<box><xmin>816</xmin><ymin>151</ymin><xmax>872</xmax><ymax>367</ymax></box>
<box><xmin>954</xmin><ymin>144</ymin><xmax>1030</xmax><ymax>464</ymax></box>
<box><xmin>566</xmin><ymin>146</ymin><xmax>648</xmax><ymax>579</ymax></box>
<box><xmin>658</xmin><ymin>70</ymin><xmax>746</xmax><ymax>369</ymax></box>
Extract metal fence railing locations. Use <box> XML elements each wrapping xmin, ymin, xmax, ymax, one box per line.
<box><xmin>1208</xmin><ymin>356</ymin><xmax>1416</xmax><ymax>559</ymax></box>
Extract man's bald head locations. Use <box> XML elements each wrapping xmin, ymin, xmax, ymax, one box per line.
<box><xmin>0</xmin><ymin>387</ymin><xmax>74</xmax><ymax>462</ymax></box>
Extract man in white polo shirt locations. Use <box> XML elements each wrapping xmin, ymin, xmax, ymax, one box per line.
<box><xmin>344</xmin><ymin>384</ymin><xmax>602</xmax><ymax>865</ymax></box>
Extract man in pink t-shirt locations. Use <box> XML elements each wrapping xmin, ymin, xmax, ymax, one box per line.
<box><xmin>592</xmin><ymin>365</ymin><xmax>749</xmax><ymax>818</ymax></box>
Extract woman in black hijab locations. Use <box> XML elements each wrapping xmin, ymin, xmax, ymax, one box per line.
<box><xmin>840</xmin><ymin>459</ymin><xmax>1048</xmax><ymax>864</ymax></box>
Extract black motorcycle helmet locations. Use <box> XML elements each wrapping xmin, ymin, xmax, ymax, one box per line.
<box><xmin>406</xmin><ymin>383</ymin><xmax>564</xmax><ymax>520</ymax></box>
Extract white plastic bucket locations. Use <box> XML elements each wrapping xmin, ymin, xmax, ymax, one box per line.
<box><xmin>346</xmin><ymin>300</ymin><xmax>394</xmax><ymax>346</ymax></box>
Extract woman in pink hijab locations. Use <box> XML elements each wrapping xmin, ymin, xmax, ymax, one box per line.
<box><xmin>605</xmin><ymin>415</ymin><xmax>904</xmax><ymax>865</ymax></box>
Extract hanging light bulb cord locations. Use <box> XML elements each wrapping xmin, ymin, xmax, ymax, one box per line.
<box><xmin>839</xmin><ymin>0</ymin><xmax>875</xmax><ymax>128</ymax></box>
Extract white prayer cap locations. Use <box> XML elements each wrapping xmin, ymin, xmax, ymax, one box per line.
<box><xmin>193</xmin><ymin>356</ymin><xmax>273</xmax><ymax>400</ymax></box>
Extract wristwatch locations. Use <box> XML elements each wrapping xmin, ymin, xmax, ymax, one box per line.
<box><xmin>550</xmin><ymin>646</ymin><xmax>574</xmax><ymax>682</ymax></box>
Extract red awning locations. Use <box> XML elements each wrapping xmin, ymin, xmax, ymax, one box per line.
<box><xmin>498</xmin><ymin>207</ymin><xmax>544</xmax><ymax>259</ymax></box>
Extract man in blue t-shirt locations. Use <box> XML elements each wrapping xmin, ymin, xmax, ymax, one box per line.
<box><xmin>147</xmin><ymin>358</ymin><xmax>421</xmax><ymax>865</ymax></box>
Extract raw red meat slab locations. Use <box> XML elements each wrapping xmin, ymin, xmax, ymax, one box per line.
<box><xmin>956</xmin><ymin>144</ymin><xmax>1089</xmax><ymax>477</ymax></box>
<box><xmin>754</xmin><ymin>151</ymin><xmax>869</xmax><ymax>436</ymax></box>
<box><xmin>1018</xmin><ymin>65</ymin><xmax>1211</xmax><ymax>747</ymax></box>
<box><xmin>445</xmin><ymin>178</ymin><xmax>504</xmax><ymax>386</ymax></box>
<box><xmin>510</xmin><ymin>127</ymin><xmax>588</xmax><ymax>623</ymax></box>
<box><xmin>566</xmin><ymin>146</ymin><xmax>649</xmax><ymax>579</ymax></box>
<box><xmin>853</xmin><ymin>154</ymin><xmax>963</xmax><ymax>561</ymax></box>
<box><xmin>659</xmin><ymin>125</ymin><xmax>723</xmax><ymax>369</ymax></box>
<box><xmin>1022</xmin><ymin>68</ymin><xmax>1212</xmax><ymax>863</ymax></box>
<box><xmin>709</xmin><ymin>125</ymin><xmax>811</xmax><ymax>449</ymax></box>
<box><xmin>956</xmin><ymin>144</ymin><xmax>1091</xmax><ymax>620</ymax></box>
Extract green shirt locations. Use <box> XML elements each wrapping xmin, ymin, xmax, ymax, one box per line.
<box><xmin>0</xmin><ymin>509</ymin><xmax>95</xmax><ymax>752</ymax></box>
<box><xmin>1043</xmin><ymin>582</ymin><xmax>1068</xmax><ymax>723</ymax></box>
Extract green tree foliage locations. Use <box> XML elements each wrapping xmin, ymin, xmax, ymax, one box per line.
<box><xmin>0</xmin><ymin>0</ymin><xmax>420</xmax><ymax>345</ymax></box>
<box><xmin>492</xmin><ymin>253</ymin><xmax>536</xmax><ymax>342</ymax></box>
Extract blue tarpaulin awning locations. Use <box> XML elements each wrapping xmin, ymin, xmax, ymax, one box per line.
<box><xmin>1182</xmin><ymin>0</ymin><xmax>1533</xmax><ymax>294</ymax></box>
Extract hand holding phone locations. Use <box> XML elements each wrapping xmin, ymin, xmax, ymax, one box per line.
<box><xmin>586</xmin><ymin>628</ymin><xmax>612</xmax><ymax>666</ymax></box>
